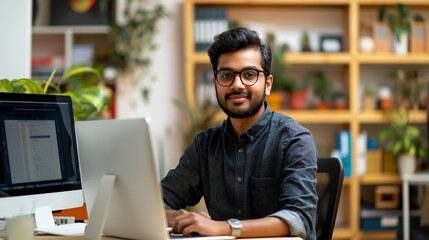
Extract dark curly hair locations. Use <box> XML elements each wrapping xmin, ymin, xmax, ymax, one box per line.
<box><xmin>207</xmin><ymin>27</ymin><xmax>272</xmax><ymax>76</ymax></box>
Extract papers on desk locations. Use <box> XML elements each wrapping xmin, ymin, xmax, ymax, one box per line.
<box><xmin>170</xmin><ymin>235</ymin><xmax>235</xmax><ymax>239</ymax></box>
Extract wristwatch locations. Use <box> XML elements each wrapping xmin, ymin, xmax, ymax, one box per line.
<box><xmin>227</xmin><ymin>218</ymin><xmax>242</xmax><ymax>237</ymax></box>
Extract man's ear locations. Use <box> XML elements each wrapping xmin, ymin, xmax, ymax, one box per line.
<box><xmin>265</xmin><ymin>75</ymin><xmax>273</xmax><ymax>95</ymax></box>
<box><xmin>212</xmin><ymin>77</ymin><xmax>216</xmax><ymax>86</ymax></box>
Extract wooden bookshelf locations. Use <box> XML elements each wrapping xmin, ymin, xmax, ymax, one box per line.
<box><xmin>184</xmin><ymin>1</ymin><xmax>429</xmax><ymax>239</ymax></box>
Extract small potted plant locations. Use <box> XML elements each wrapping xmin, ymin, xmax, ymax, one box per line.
<box><xmin>378</xmin><ymin>108</ymin><xmax>428</xmax><ymax>176</ymax></box>
<box><xmin>311</xmin><ymin>71</ymin><xmax>333</xmax><ymax>110</ymax></box>
<box><xmin>281</xmin><ymin>78</ymin><xmax>309</xmax><ymax>110</ymax></box>
<box><xmin>332</xmin><ymin>91</ymin><xmax>347</xmax><ymax>110</ymax></box>
<box><xmin>363</xmin><ymin>84</ymin><xmax>376</xmax><ymax>111</ymax></box>
<box><xmin>266</xmin><ymin>33</ymin><xmax>290</xmax><ymax>111</ymax></box>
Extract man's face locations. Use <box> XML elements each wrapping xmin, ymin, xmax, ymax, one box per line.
<box><xmin>213</xmin><ymin>48</ymin><xmax>273</xmax><ymax>118</ymax></box>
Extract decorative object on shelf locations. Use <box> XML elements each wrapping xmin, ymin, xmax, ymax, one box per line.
<box><xmin>266</xmin><ymin>32</ymin><xmax>292</xmax><ymax>111</ymax></box>
<box><xmin>373</xmin><ymin>5</ymin><xmax>391</xmax><ymax>53</ymax></box>
<box><xmin>311</xmin><ymin>71</ymin><xmax>333</xmax><ymax>110</ymax></box>
<box><xmin>108</xmin><ymin>0</ymin><xmax>167</xmax><ymax>101</ymax></box>
<box><xmin>319</xmin><ymin>35</ymin><xmax>342</xmax><ymax>52</ymax></box>
<box><xmin>410</xmin><ymin>16</ymin><xmax>427</xmax><ymax>53</ymax></box>
<box><xmin>393</xmin><ymin>69</ymin><xmax>422</xmax><ymax>110</ymax></box>
<box><xmin>301</xmin><ymin>31</ymin><xmax>311</xmax><ymax>52</ymax></box>
<box><xmin>332</xmin><ymin>91</ymin><xmax>347</xmax><ymax>110</ymax></box>
<box><xmin>50</xmin><ymin>0</ymin><xmax>113</xmax><ymax>25</ymax></box>
<box><xmin>363</xmin><ymin>84</ymin><xmax>376</xmax><ymax>111</ymax></box>
<box><xmin>359</xmin><ymin>36</ymin><xmax>374</xmax><ymax>54</ymax></box>
<box><xmin>0</xmin><ymin>66</ymin><xmax>109</xmax><ymax>121</ymax></box>
<box><xmin>372</xmin><ymin>22</ymin><xmax>391</xmax><ymax>53</ymax></box>
<box><xmin>386</xmin><ymin>4</ymin><xmax>411</xmax><ymax>55</ymax></box>
<box><xmin>378</xmin><ymin>108</ymin><xmax>428</xmax><ymax>176</ymax></box>
<box><xmin>374</xmin><ymin>186</ymin><xmax>400</xmax><ymax>209</ymax></box>
<box><xmin>366</xmin><ymin>138</ymin><xmax>382</xmax><ymax>174</ymax></box>
<box><xmin>378</xmin><ymin>87</ymin><xmax>393</xmax><ymax>111</ymax></box>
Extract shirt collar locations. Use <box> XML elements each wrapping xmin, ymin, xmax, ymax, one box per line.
<box><xmin>224</xmin><ymin>101</ymin><xmax>272</xmax><ymax>141</ymax></box>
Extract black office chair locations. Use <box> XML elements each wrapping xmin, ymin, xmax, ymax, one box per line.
<box><xmin>316</xmin><ymin>157</ymin><xmax>344</xmax><ymax>240</ymax></box>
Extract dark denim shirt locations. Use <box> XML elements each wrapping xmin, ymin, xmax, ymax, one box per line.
<box><xmin>161</xmin><ymin>103</ymin><xmax>318</xmax><ymax>240</ymax></box>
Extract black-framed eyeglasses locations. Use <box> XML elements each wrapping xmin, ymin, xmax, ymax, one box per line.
<box><xmin>214</xmin><ymin>69</ymin><xmax>267</xmax><ymax>87</ymax></box>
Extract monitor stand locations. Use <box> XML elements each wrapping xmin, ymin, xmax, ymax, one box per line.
<box><xmin>84</xmin><ymin>174</ymin><xmax>116</xmax><ymax>240</ymax></box>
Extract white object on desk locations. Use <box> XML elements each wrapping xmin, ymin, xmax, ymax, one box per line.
<box><xmin>34</xmin><ymin>206</ymin><xmax>86</xmax><ymax>236</ymax></box>
<box><xmin>402</xmin><ymin>172</ymin><xmax>429</xmax><ymax>240</ymax></box>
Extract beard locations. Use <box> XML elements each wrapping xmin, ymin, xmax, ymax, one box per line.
<box><xmin>215</xmin><ymin>86</ymin><xmax>265</xmax><ymax>118</ymax></box>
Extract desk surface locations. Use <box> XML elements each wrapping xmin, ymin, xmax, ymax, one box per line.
<box><xmin>2</xmin><ymin>235</ymin><xmax>303</xmax><ymax>240</ymax></box>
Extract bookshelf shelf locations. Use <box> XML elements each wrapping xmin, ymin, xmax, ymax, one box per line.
<box><xmin>358</xmin><ymin>111</ymin><xmax>427</xmax><ymax>123</ymax></box>
<box><xmin>360</xmin><ymin>174</ymin><xmax>402</xmax><ymax>184</ymax></box>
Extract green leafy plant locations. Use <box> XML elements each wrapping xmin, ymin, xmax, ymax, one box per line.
<box><xmin>173</xmin><ymin>98</ymin><xmax>222</xmax><ymax>148</ymax></box>
<box><xmin>108</xmin><ymin>0</ymin><xmax>167</xmax><ymax>72</ymax></box>
<box><xmin>379</xmin><ymin>4</ymin><xmax>424</xmax><ymax>42</ymax></box>
<box><xmin>108</xmin><ymin>0</ymin><xmax>167</xmax><ymax>101</ymax></box>
<box><xmin>311</xmin><ymin>71</ymin><xmax>333</xmax><ymax>102</ymax></box>
<box><xmin>378</xmin><ymin>109</ymin><xmax>428</xmax><ymax>160</ymax></box>
<box><xmin>0</xmin><ymin>66</ymin><xmax>109</xmax><ymax>121</ymax></box>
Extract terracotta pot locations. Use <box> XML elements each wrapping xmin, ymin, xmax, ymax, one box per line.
<box><xmin>333</xmin><ymin>101</ymin><xmax>346</xmax><ymax>110</ymax></box>
<box><xmin>317</xmin><ymin>101</ymin><xmax>329</xmax><ymax>110</ymax></box>
<box><xmin>266</xmin><ymin>92</ymin><xmax>284</xmax><ymax>112</ymax></box>
<box><xmin>380</xmin><ymin>97</ymin><xmax>393</xmax><ymax>111</ymax></box>
<box><xmin>288</xmin><ymin>88</ymin><xmax>308</xmax><ymax>110</ymax></box>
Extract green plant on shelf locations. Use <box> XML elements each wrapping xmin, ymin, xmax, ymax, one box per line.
<box><xmin>0</xmin><ymin>66</ymin><xmax>110</xmax><ymax>121</ymax></box>
<box><xmin>378</xmin><ymin>108</ymin><xmax>428</xmax><ymax>161</ymax></box>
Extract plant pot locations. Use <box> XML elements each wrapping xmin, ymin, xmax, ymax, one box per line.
<box><xmin>393</xmin><ymin>33</ymin><xmax>408</xmax><ymax>55</ymax></box>
<box><xmin>288</xmin><ymin>88</ymin><xmax>308</xmax><ymax>110</ymax></box>
<box><xmin>363</xmin><ymin>95</ymin><xmax>375</xmax><ymax>111</ymax></box>
<box><xmin>398</xmin><ymin>153</ymin><xmax>416</xmax><ymax>176</ymax></box>
<box><xmin>266</xmin><ymin>92</ymin><xmax>284</xmax><ymax>112</ymax></box>
<box><xmin>380</xmin><ymin>97</ymin><xmax>393</xmax><ymax>111</ymax></box>
<box><xmin>317</xmin><ymin>101</ymin><xmax>329</xmax><ymax>110</ymax></box>
<box><xmin>333</xmin><ymin>101</ymin><xmax>346</xmax><ymax>110</ymax></box>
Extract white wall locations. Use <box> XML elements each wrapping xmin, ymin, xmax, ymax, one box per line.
<box><xmin>0</xmin><ymin>0</ymin><xmax>185</xmax><ymax>177</ymax></box>
<box><xmin>115</xmin><ymin>0</ymin><xmax>186</xmax><ymax>176</ymax></box>
<box><xmin>0</xmin><ymin>0</ymin><xmax>32</xmax><ymax>79</ymax></box>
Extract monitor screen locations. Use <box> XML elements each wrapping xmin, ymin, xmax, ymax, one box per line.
<box><xmin>0</xmin><ymin>93</ymin><xmax>83</xmax><ymax>218</ymax></box>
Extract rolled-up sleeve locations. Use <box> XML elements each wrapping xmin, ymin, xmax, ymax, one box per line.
<box><xmin>271</xmin><ymin>130</ymin><xmax>318</xmax><ymax>240</ymax></box>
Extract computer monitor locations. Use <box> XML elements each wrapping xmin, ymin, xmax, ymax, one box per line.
<box><xmin>76</xmin><ymin>118</ymin><xmax>169</xmax><ymax>239</ymax></box>
<box><xmin>0</xmin><ymin>93</ymin><xmax>83</xmax><ymax>219</ymax></box>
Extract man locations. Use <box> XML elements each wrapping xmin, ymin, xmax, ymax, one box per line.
<box><xmin>162</xmin><ymin>27</ymin><xmax>318</xmax><ymax>240</ymax></box>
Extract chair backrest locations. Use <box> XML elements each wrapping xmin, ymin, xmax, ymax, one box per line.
<box><xmin>316</xmin><ymin>157</ymin><xmax>344</xmax><ymax>240</ymax></box>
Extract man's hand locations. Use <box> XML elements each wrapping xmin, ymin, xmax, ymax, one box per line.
<box><xmin>165</xmin><ymin>209</ymin><xmax>230</xmax><ymax>236</ymax></box>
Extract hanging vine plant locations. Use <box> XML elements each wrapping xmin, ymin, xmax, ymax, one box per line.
<box><xmin>108</xmin><ymin>0</ymin><xmax>168</xmax><ymax>101</ymax></box>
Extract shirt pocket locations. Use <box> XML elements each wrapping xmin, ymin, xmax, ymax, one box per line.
<box><xmin>249</xmin><ymin>176</ymin><xmax>280</xmax><ymax>218</ymax></box>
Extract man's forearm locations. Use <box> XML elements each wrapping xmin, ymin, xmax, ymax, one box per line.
<box><xmin>239</xmin><ymin>216</ymin><xmax>290</xmax><ymax>238</ymax></box>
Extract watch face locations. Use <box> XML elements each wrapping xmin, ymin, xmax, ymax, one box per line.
<box><xmin>228</xmin><ymin>219</ymin><xmax>242</xmax><ymax>228</ymax></box>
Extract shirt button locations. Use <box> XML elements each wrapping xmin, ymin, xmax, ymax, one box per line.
<box><xmin>238</xmin><ymin>148</ymin><xmax>243</xmax><ymax>153</ymax></box>
<box><xmin>250</xmin><ymin>135</ymin><xmax>254</xmax><ymax>140</ymax></box>
<box><xmin>237</xmin><ymin>177</ymin><xmax>242</xmax><ymax>182</ymax></box>
<box><xmin>237</xmin><ymin>210</ymin><xmax>242</xmax><ymax>214</ymax></box>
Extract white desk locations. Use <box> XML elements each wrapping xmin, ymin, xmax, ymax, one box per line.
<box><xmin>402</xmin><ymin>172</ymin><xmax>429</xmax><ymax>240</ymax></box>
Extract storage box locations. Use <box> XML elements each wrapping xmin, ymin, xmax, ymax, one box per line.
<box><xmin>360</xmin><ymin>207</ymin><xmax>420</xmax><ymax>231</ymax></box>
<box><xmin>374</xmin><ymin>186</ymin><xmax>399</xmax><ymax>209</ymax></box>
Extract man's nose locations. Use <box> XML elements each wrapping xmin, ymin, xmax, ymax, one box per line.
<box><xmin>230</xmin><ymin>73</ymin><xmax>245</xmax><ymax>89</ymax></box>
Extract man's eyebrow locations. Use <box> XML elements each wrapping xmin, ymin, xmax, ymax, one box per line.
<box><xmin>217</xmin><ymin>66</ymin><xmax>260</xmax><ymax>71</ymax></box>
